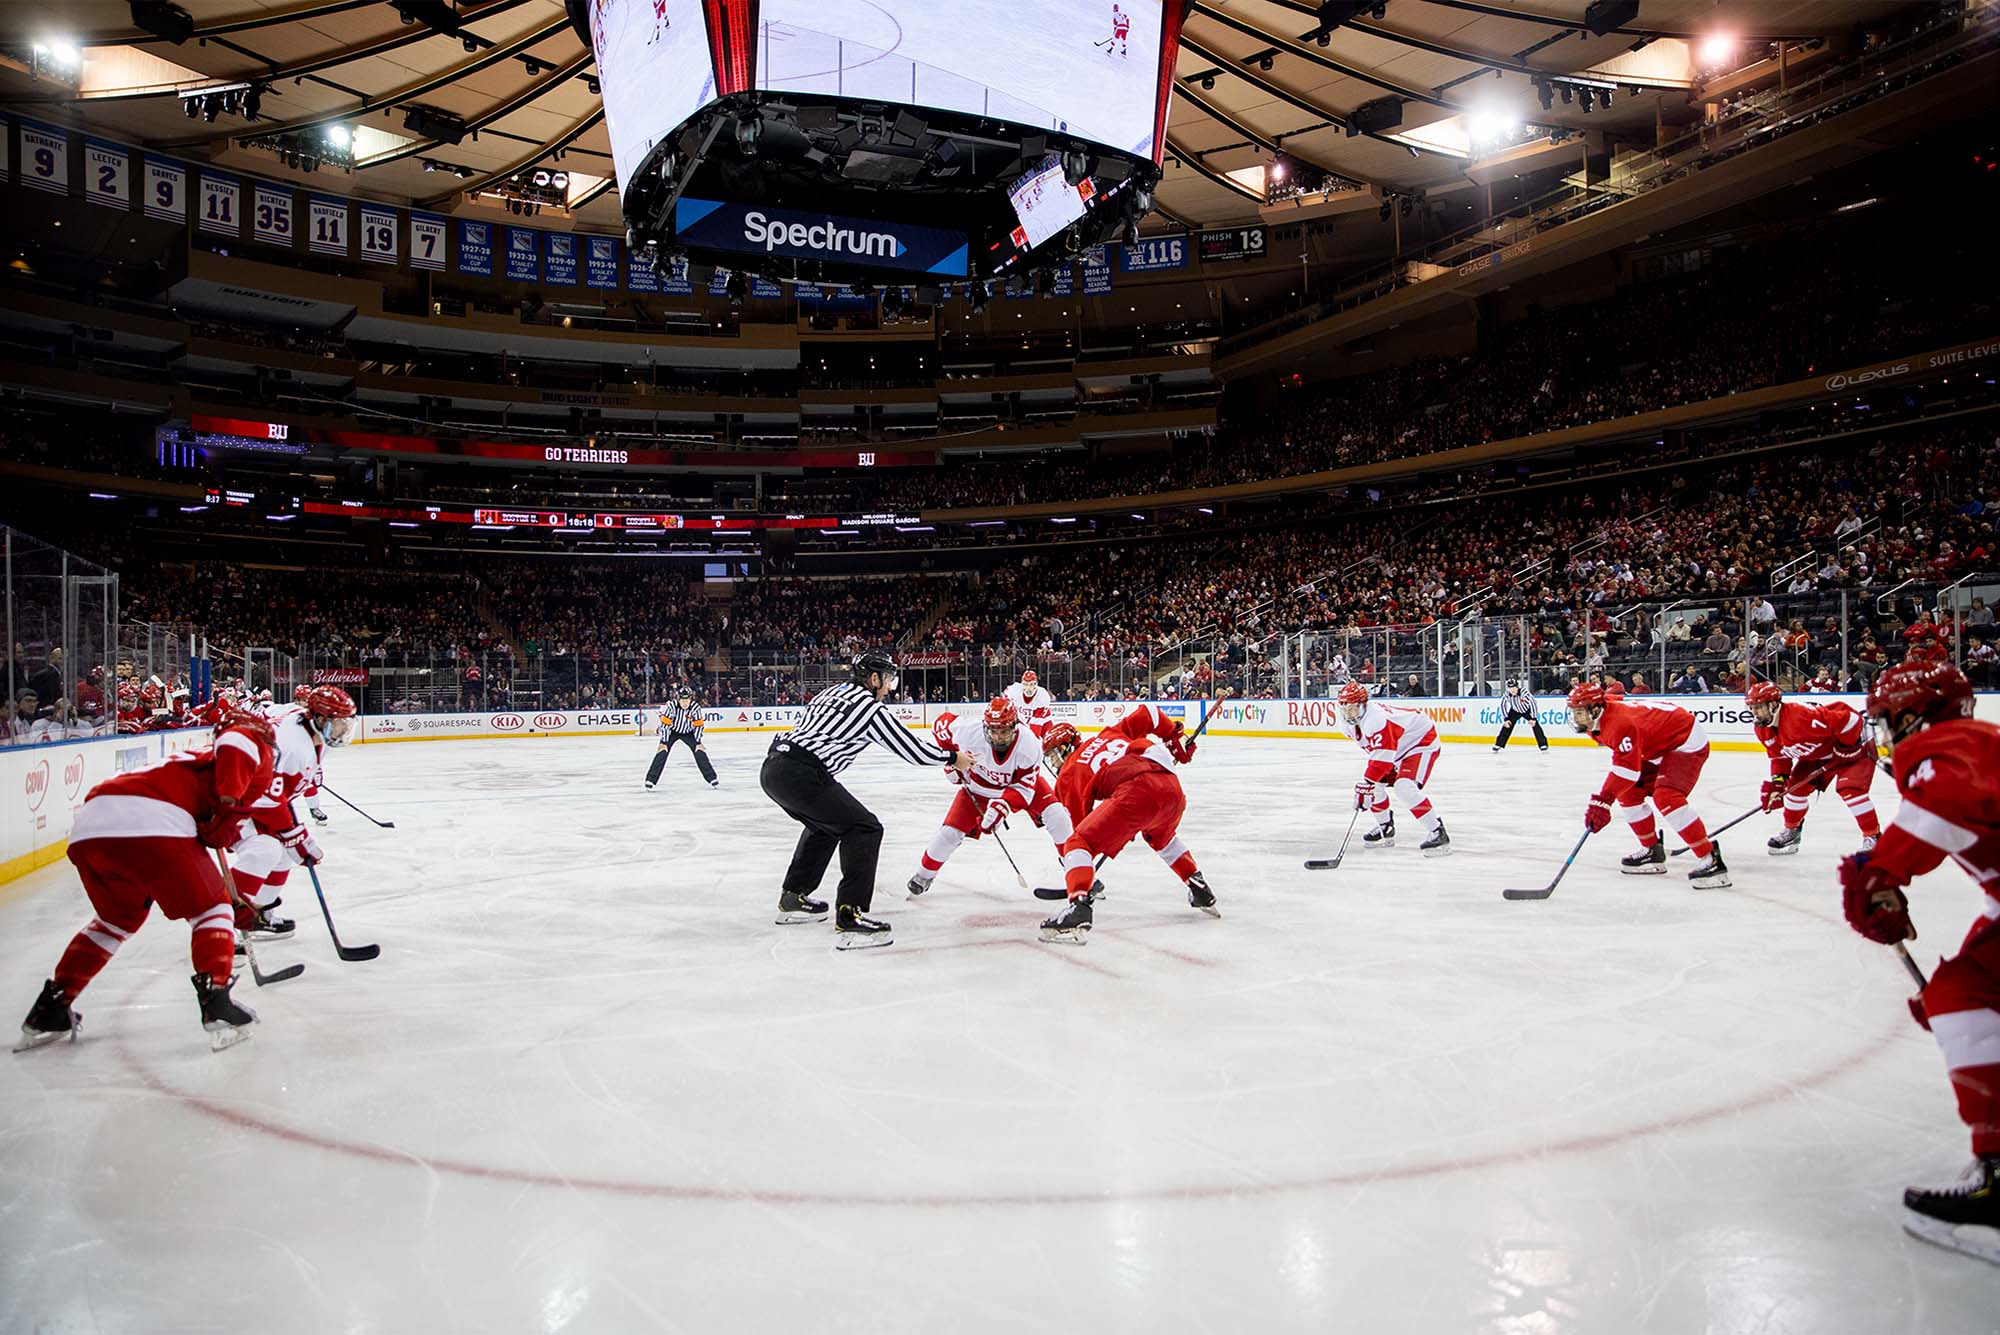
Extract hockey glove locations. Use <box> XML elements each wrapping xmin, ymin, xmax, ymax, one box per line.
<box><xmin>1760</xmin><ymin>775</ymin><xmax>1791</xmax><ymax>811</ymax></box>
<box><xmin>1165</xmin><ymin>732</ymin><xmax>1197</xmax><ymax>765</ymax></box>
<box><xmin>1839</xmin><ymin>852</ymin><xmax>1914</xmax><ymax>945</ymax></box>
<box><xmin>979</xmin><ymin>799</ymin><xmax>1011</xmax><ymax>835</ymax></box>
<box><xmin>1583</xmin><ymin>793</ymin><xmax>1614</xmax><ymax>833</ymax></box>
<box><xmin>1353</xmin><ymin>781</ymin><xmax>1377</xmax><ymax>812</ymax></box>
<box><xmin>278</xmin><ymin>824</ymin><xmax>324</xmax><ymax>867</ymax></box>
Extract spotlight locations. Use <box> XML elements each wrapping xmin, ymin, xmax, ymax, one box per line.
<box><xmin>201</xmin><ymin>96</ymin><xmax>218</xmax><ymax>123</ymax></box>
<box><xmin>1559</xmin><ymin>84</ymin><xmax>1573</xmax><ymax>104</ymax></box>
<box><xmin>243</xmin><ymin>84</ymin><xmax>261</xmax><ymax>117</ymax></box>
<box><xmin>523</xmin><ymin>58</ymin><xmax>540</xmax><ymax>76</ymax></box>
<box><xmin>456</xmin><ymin>165</ymin><xmax>474</xmax><ymax>179</ymax></box>
<box><xmin>1258</xmin><ymin>55</ymin><xmax>1274</xmax><ymax>72</ymax></box>
<box><xmin>183</xmin><ymin>97</ymin><xmax>199</xmax><ymax>119</ymax></box>
<box><xmin>1536</xmin><ymin>80</ymin><xmax>1553</xmax><ymax>112</ymax></box>
<box><xmin>586</xmin><ymin>76</ymin><xmax>600</xmax><ymax>95</ymax></box>
<box><xmin>735</xmin><ymin>110</ymin><xmax>762</xmax><ymax>153</ymax></box>
<box><xmin>1578</xmin><ymin>88</ymin><xmax>1593</xmax><ymax>112</ymax></box>
<box><xmin>551</xmin><ymin>171</ymin><xmax>569</xmax><ymax>190</ymax></box>
<box><xmin>1200</xmin><ymin>74</ymin><xmax>1214</xmax><ymax>90</ymax></box>
<box><xmin>532</xmin><ymin>169</ymin><xmax>552</xmax><ymax>187</ymax></box>
<box><xmin>1377</xmin><ymin>199</ymin><xmax>1391</xmax><ymax>221</ymax></box>
<box><xmin>1600</xmin><ymin>87</ymin><xmax>1613</xmax><ymax>106</ymax></box>
<box><xmin>422</xmin><ymin>159</ymin><xmax>437</xmax><ymax>172</ymax></box>
<box><xmin>1123</xmin><ymin>216</ymin><xmax>1140</xmax><ymax>246</ymax></box>
<box><xmin>462</xmin><ymin>35</ymin><xmax>476</xmax><ymax>52</ymax></box>
<box><xmin>221</xmin><ymin>90</ymin><xmax>239</xmax><ymax>114</ymax></box>
<box><xmin>325</xmin><ymin>123</ymin><xmax>350</xmax><ymax>149</ymax></box>
<box><xmin>1316</xmin><ymin>31</ymin><xmax>1330</xmax><ymax>47</ymax></box>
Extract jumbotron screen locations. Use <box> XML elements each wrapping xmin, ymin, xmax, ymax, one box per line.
<box><xmin>588</xmin><ymin>0</ymin><xmax>1167</xmax><ymax>195</ymax></box>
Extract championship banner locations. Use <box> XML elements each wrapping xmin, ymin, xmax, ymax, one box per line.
<box><xmin>1082</xmin><ymin>245</ymin><xmax>1113</xmax><ymax>295</ymax></box>
<box><xmin>660</xmin><ymin>253</ymin><xmax>693</xmax><ymax>295</ymax></box>
<box><xmin>584</xmin><ymin>235</ymin><xmax>618</xmax><ymax>289</ymax></box>
<box><xmin>1120</xmin><ymin>232</ymin><xmax>1188</xmax><ymax>273</ymax></box>
<box><xmin>83</xmin><ymin>140</ymin><xmax>129</xmax><ymax>211</ymax></box>
<box><xmin>457</xmin><ymin>219</ymin><xmax>492</xmax><ymax>276</ymax></box>
<box><xmin>543</xmin><ymin>231</ymin><xmax>578</xmax><ymax>285</ymax></box>
<box><xmin>308</xmin><ymin>196</ymin><xmax>348</xmax><ymax>255</ymax></box>
<box><xmin>359</xmin><ymin>204</ymin><xmax>399</xmax><ymax>264</ymax></box>
<box><xmin>625</xmin><ymin>244</ymin><xmax>658</xmax><ymax>292</ymax></box>
<box><xmin>504</xmin><ymin>227</ymin><xmax>538</xmax><ymax>282</ymax></box>
<box><xmin>19</xmin><ymin>122</ymin><xmax>70</xmax><ymax>195</ymax></box>
<box><xmin>1051</xmin><ymin>261</ymin><xmax>1076</xmax><ymax>298</ymax></box>
<box><xmin>672</xmin><ymin>197</ymin><xmax>969</xmax><ymax>277</ymax></box>
<box><xmin>251</xmin><ymin>182</ymin><xmax>293</xmax><ymax>245</ymax></box>
<box><xmin>197</xmin><ymin>171</ymin><xmax>241</xmax><ymax>236</ymax></box>
<box><xmin>409</xmin><ymin>213</ymin><xmax>446</xmax><ymax>270</ymax></box>
<box><xmin>144</xmin><ymin>157</ymin><xmax>186</xmax><ymax>222</ymax></box>
<box><xmin>751</xmin><ymin>274</ymin><xmax>783</xmax><ymax>299</ymax></box>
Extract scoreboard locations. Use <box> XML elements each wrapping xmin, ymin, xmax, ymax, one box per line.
<box><xmin>1198</xmin><ymin>226</ymin><xmax>1268</xmax><ymax>264</ymax></box>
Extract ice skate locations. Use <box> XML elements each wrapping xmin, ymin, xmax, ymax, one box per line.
<box><xmin>1362</xmin><ymin>816</ymin><xmax>1395</xmax><ymax>849</ymax></box>
<box><xmin>1902</xmin><ymin>1157</ymin><xmax>2000</xmax><ymax>1265</ymax></box>
<box><xmin>308</xmin><ymin>803</ymin><xmax>329</xmax><ymax>825</ymax></box>
<box><xmin>833</xmin><ymin>905</ymin><xmax>892</xmax><ymax>949</ymax></box>
<box><xmin>1860</xmin><ymin>835</ymin><xmax>1877</xmax><ymax>853</ymax></box>
<box><xmin>1620</xmin><ymin>836</ymin><xmax>1666</xmax><ymax>875</ymax></box>
<box><xmin>1039</xmin><ymin>895</ymin><xmax>1092</xmax><ymax>944</ymax></box>
<box><xmin>244</xmin><ymin>902</ymin><xmax>295</xmax><ymax>939</ymax></box>
<box><xmin>1766</xmin><ymin>825</ymin><xmax>1803</xmax><ymax>856</ymax></box>
<box><xmin>194</xmin><ymin>972</ymin><xmax>256</xmax><ymax>1052</ymax></box>
<box><xmin>775</xmin><ymin>890</ymin><xmax>828</xmax><ymax>925</ymax></box>
<box><xmin>907</xmin><ymin>871</ymin><xmax>934</xmax><ymax>897</ymax></box>
<box><xmin>1420</xmin><ymin>822</ymin><xmax>1452</xmax><ymax>858</ymax></box>
<box><xmin>13</xmin><ymin>980</ymin><xmax>78</xmax><ymax>1052</ymax></box>
<box><xmin>1185</xmin><ymin>871</ymin><xmax>1218</xmax><ymax>917</ymax></box>
<box><xmin>1686</xmin><ymin>847</ymin><xmax>1732</xmax><ymax>889</ymax></box>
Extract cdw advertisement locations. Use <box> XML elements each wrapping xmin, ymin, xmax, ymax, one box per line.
<box><xmin>2</xmin><ymin>727</ymin><xmax>212</xmax><ymax>884</ymax></box>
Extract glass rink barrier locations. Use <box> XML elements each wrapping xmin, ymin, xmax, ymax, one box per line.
<box><xmin>1</xmin><ymin>528</ymin><xmax>119</xmax><ymax>747</ymax></box>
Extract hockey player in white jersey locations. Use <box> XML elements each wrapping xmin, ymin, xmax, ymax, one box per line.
<box><xmin>1339</xmin><ymin>681</ymin><xmax>1450</xmax><ymax>856</ymax></box>
<box><xmin>908</xmin><ymin>696</ymin><xmax>1077</xmax><ymax>894</ymax></box>
<box><xmin>1002</xmin><ymin>669</ymin><xmax>1056</xmax><ymax>738</ymax></box>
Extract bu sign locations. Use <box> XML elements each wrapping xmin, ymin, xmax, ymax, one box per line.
<box><xmin>673</xmin><ymin>198</ymin><xmax>969</xmax><ymax>277</ymax></box>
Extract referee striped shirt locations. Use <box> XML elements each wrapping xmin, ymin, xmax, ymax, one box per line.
<box><xmin>659</xmin><ymin>702</ymin><xmax>705</xmax><ymax>741</ymax></box>
<box><xmin>778</xmin><ymin>682</ymin><xmax>951</xmax><ymax>776</ymax></box>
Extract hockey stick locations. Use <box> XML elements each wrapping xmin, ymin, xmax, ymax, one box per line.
<box><xmin>214</xmin><ymin>849</ymin><xmax>304</xmax><ymax>985</ymax></box>
<box><xmin>1501</xmin><ymin>829</ymin><xmax>1593</xmax><ymax>901</ymax></box>
<box><xmin>1305</xmin><ymin>808</ymin><xmax>1365</xmax><ymax>870</ymax></box>
<box><xmin>305</xmin><ymin>864</ymin><xmax>381</xmax><ymax>961</ymax></box>
<box><xmin>1669</xmin><ymin>764</ymin><xmax>1828</xmax><ymax>856</ymax></box>
<box><xmin>1093</xmin><ymin>36</ymin><xmax>1112</xmax><ymax>47</ymax></box>
<box><xmin>990</xmin><ymin>825</ymin><xmax>1029</xmax><ymax>889</ymax></box>
<box><xmin>1893</xmin><ymin>941</ymin><xmax>1929</xmax><ymax>990</ymax></box>
<box><xmin>321</xmin><ymin>783</ymin><xmax>396</xmax><ymax>829</ymax></box>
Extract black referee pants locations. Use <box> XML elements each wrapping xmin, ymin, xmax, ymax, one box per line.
<box><xmin>1494</xmin><ymin>714</ymin><xmax>1549</xmax><ymax>748</ymax></box>
<box><xmin>646</xmin><ymin>731</ymin><xmax>717</xmax><ymax>785</ymax></box>
<box><xmin>759</xmin><ymin>743</ymin><xmax>883</xmax><ymax>914</ymax></box>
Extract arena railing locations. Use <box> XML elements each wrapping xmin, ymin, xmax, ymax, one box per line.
<box><xmin>1</xmin><ymin>528</ymin><xmax>120</xmax><ymax>746</ymax></box>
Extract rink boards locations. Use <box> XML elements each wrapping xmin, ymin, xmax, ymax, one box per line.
<box><xmin>0</xmin><ymin>727</ymin><xmax>210</xmax><ymax>890</ymax></box>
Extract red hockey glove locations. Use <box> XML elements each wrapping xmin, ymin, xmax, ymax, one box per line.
<box><xmin>1165</xmin><ymin>733</ymin><xmax>1197</xmax><ymax>765</ymax></box>
<box><xmin>1584</xmin><ymin>794</ymin><xmax>1613</xmax><ymax>833</ymax></box>
<box><xmin>1353</xmin><ymin>781</ymin><xmax>1377</xmax><ymax>812</ymax></box>
<box><xmin>197</xmin><ymin>813</ymin><xmax>250</xmax><ymax>850</ymax></box>
<box><xmin>1839</xmin><ymin>852</ymin><xmax>1913</xmax><ymax>945</ymax></box>
<box><xmin>1907</xmin><ymin>992</ymin><xmax>1931</xmax><ymax>1032</ymax></box>
<box><xmin>1760</xmin><ymin>774</ymin><xmax>1791</xmax><ymax>811</ymax></box>
<box><xmin>979</xmin><ymin>798</ymin><xmax>1010</xmax><ymax>834</ymax></box>
<box><xmin>278</xmin><ymin>824</ymin><xmax>323</xmax><ymax>867</ymax></box>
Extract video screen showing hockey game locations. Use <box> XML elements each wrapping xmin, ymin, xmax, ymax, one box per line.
<box><xmin>589</xmin><ymin>0</ymin><xmax>1165</xmax><ymax>194</ymax></box>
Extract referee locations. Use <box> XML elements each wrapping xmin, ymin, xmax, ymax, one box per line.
<box><xmin>760</xmin><ymin>650</ymin><xmax>969</xmax><ymax>949</ymax></box>
<box><xmin>1493</xmin><ymin>678</ymin><xmax>1550</xmax><ymax>751</ymax></box>
<box><xmin>646</xmin><ymin>686</ymin><xmax>718</xmax><ymax>789</ymax></box>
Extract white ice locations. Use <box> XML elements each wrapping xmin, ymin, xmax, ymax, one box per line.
<box><xmin>2</xmin><ymin>731</ymin><xmax>1995</xmax><ymax>1334</ymax></box>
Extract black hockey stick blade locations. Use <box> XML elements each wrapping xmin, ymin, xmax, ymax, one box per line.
<box><xmin>1306</xmin><ymin>810</ymin><xmax>1365</xmax><ymax>870</ymax></box>
<box><xmin>241</xmin><ymin>935</ymin><xmax>304</xmax><ymax>986</ymax></box>
<box><xmin>323</xmin><ymin>783</ymin><xmax>396</xmax><ymax>828</ymax></box>
<box><xmin>1033</xmin><ymin>881</ymin><xmax>1106</xmax><ymax>902</ymax></box>
<box><xmin>1502</xmin><ymin>830</ymin><xmax>1592</xmax><ymax>901</ymax></box>
<box><xmin>307</xmin><ymin>865</ymin><xmax>381</xmax><ymax>961</ymax></box>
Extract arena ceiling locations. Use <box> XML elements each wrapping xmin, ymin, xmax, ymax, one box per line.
<box><xmin>7</xmin><ymin>0</ymin><xmax>1919</xmax><ymax>238</ymax></box>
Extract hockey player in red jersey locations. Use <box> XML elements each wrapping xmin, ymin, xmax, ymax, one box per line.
<box><xmin>15</xmin><ymin>710</ymin><xmax>276</xmax><ymax>1053</ymax></box>
<box><xmin>226</xmin><ymin>686</ymin><xmax>356</xmax><ymax>938</ymax></box>
<box><xmin>1568</xmin><ymin>682</ymin><xmax>1730</xmax><ymax>887</ymax></box>
<box><xmin>1037</xmin><ymin>705</ymin><xmax>1216</xmax><ymax>943</ymax></box>
<box><xmin>1337</xmin><ymin>681</ymin><xmax>1450</xmax><ymax>856</ymax></box>
<box><xmin>1107</xmin><ymin>3</ymin><xmax>1130</xmax><ymax>56</ymax></box>
<box><xmin>1746</xmin><ymin>680</ymin><xmax>1880</xmax><ymax>856</ymax></box>
<box><xmin>1836</xmin><ymin>660</ymin><xmax>1999</xmax><ymax>1262</ymax></box>
<box><xmin>1002</xmin><ymin>670</ymin><xmax>1055</xmax><ymax>738</ymax></box>
<box><xmin>908</xmin><ymin>696</ymin><xmax>1076</xmax><ymax>894</ymax></box>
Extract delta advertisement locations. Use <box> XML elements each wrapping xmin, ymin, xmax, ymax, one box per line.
<box><xmin>355</xmin><ymin>694</ymin><xmax>1998</xmax><ymax>749</ymax></box>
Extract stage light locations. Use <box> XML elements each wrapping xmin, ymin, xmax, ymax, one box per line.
<box><xmin>551</xmin><ymin>171</ymin><xmax>569</xmax><ymax>190</ymax></box>
<box><xmin>532</xmin><ymin>169</ymin><xmax>552</xmax><ymax>187</ymax></box>
<box><xmin>1200</xmin><ymin>74</ymin><xmax>1214</xmax><ymax>90</ymax></box>
<box><xmin>325</xmin><ymin>124</ymin><xmax>351</xmax><ymax>149</ymax></box>
<box><xmin>1258</xmin><ymin>55</ymin><xmax>1274</xmax><ymax>72</ymax></box>
<box><xmin>1698</xmin><ymin>33</ymin><xmax>1736</xmax><ymax>69</ymax></box>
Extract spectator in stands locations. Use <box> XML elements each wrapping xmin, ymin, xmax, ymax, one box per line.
<box><xmin>1669</xmin><ymin>665</ymin><xmax>1708</xmax><ymax>693</ymax></box>
<box><xmin>1703</xmin><ymin>624</ymin><xmax>1732</xmax><ymax>657</ymax></box>
<box><xmin>26</xmin><ymin>649</ymin><xmax>62</xmax><ymax>709</ymax></box>
<box><xmin>1902</xmin><ymin>608</ymin><xmax>1947</xmax><ymax>658</ymax></box>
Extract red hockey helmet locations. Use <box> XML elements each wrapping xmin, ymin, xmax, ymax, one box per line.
<box><xmin>1337</xmin><ymin>681</ymin><xmax>1370</xmax><ymax>707</ymax></box>
<box><xmin>982</xmin><ymin>695</ymin><xmax>1020</xmax><ymax>748</ymax></box>
<box><xmin>139</xmin><ymin>682</ymin><xmax>164</xmax><ymax>708</ymax></box>
<box><xmin>117</xmin><ymin>680</ymin><xmax>140</xmax><ymax>705</ymax></box>
<box><xmin>1567</xmin><ymin>681</ymin><xmax>1609</xmax><ymax>735</ymax></box>
<box><xmin>220</xmin><ymin>708</ymin><xmax>277</xmax><ymax>753</ymax></box>
<box><xmin>301</xmin><ymin>685</ymin><xmax>357</xmax><ymax>718</ymax></box>
<box><xmin>1866</xmin><ymin>660</ymin><xmax>1973</xmax><ymax>754</ymax></box>
<box><xmin>1020</xmin><ymin>669</ymin><xmax>1038</xmax><ymax>689</ymax></box>
<box><xmin>293</xmin><ymin>684</ymin><xmax>312</xmax><ymax>702</ymax></box>
<box><xmin>1744</xmin><ymin>681</ymin><xmax>1784</xmax><ymax>707</ymax></box>
<box><xmin>1041</xmin><ymin>721</ymin><xmax>1081</xmax><ymax>774</ymax></box>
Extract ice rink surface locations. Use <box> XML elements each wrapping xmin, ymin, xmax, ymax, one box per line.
<box><xmin>3</xmin><ymin>729</ymin><xmax>1995</xmax><ymax>1334</ymax></box>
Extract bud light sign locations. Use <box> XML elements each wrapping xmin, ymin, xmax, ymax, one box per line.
<box><xmin>673</xmin><ymin>198</ymin><xmax>969</xmax><ymax>277</ymax></box>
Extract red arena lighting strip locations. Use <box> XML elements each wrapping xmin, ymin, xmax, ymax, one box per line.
<box><xmin>704</xmin><ymin>0</ymin><xmax>759</xmax><ymax>98</ymax></box>
<box><xmin>1151</xmin><ymin>0</ymin><xmax>1192</xmax><ymax>166</ymax></box>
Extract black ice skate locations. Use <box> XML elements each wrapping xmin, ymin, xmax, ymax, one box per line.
<box><xmin>1902</xmin><ymin>1156</ymin><xmax>2000</xmax><ymax>1265</ymax></box>
<box><xmin>1186</xmin><ymin>872</ymin><xmax>1219</xmax><ymax>917</ymax></box>
<box><xmin>907</xmin><ymin>872</ymin><xmax>934</xmax><ymax>897</ymax></box>
<box><xmin>1620</xmin><ymin>836</ymin><xmax>1666</xmax><ymax>875</ymax></box>
<box><xmin>775</xmin><ymin>890</ymin><xmax>829</xmax><ymax>925</ymax></box>
<box><xmin>1766</xmin><ymin>825</ymin><xmax>1803</xmax><ymax>856</ymax></box>
<box><xmin>1420</xmin><ymin>822</ymin><xmax>1452</xmax><ymax>858</ymax></box>
<box><xmin>1039</xmin><ymin>896</ymin><xmax>1093</xmax><ymax>944</ymax></box>
<box><xmin>1362</xmin><ymin>816</ymin><xmax>1395</xmax><ymax>849</ymax></box>
<box><xmin>308</xmin><ymin>804</ymin><xmax>329</xmax><ymax>825</ymax></box>
<box><xmin>194</xmin><ymin>972</ymin><xmax>257</xmax><ymax>1051</ymax></box>
<box><xmin>833</xmin><ymin>905</ymin><xmax>892</xmax><ymax>950</ymax></box>
<box><xmin>1686</xmin><ymin>847</ymin><xmax>1732</xmax><ymax>889</ymax></box>
<box><xmin>13</xmin><ymin>979</ymin><xmax>78</xmax><ymax>1052</ymax></box>
<box><xmin>244</xmin><ymin>902</ymin><xmax>295</xmax><ymax>939</ymax></box>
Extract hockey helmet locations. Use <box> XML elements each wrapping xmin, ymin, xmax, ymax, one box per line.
<box><xmin>1866</xmin><ymin>660</ymin><xmax>1973</xmax><ymax>757</ymax></box>
<box><xmin>1041</xmin><ymin>722</ymin><xmax>1081</xmax><ymax>775</ymax></box>
<box><xmin>982</xmin><ymin>695</ymin><xmax>1019</xmax><ymax>750</ymax></box>
<box><xmin>1566</xmin><ymin>681</ymin><xmax>1608</xmax><ymax>735</ymax></box>
<box><xmin>1337</xmin><ymin>679</ymin><xmax>1369</xmax><ymax>723</ymax></box>
<box><xmin>301</xmin><ymin>684</ymin><xmax>358</xmax><ymax>744</ymax></box>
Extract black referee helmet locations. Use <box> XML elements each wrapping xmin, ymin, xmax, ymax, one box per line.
<box><xmin>853</xmin><ymin>650</ymin><xmax>898</xmax><ymax>684</ymax></box>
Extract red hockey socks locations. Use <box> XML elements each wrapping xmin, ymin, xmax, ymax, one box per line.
<box><xmin>51</xmin><ymin>919</ymin><xmax>129</xmax><ymax>998</ymax></box>
<box><xmin>189</xmin><ymin>904</ymin><xmax>236</xmax><ymax>986</ymax></box>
